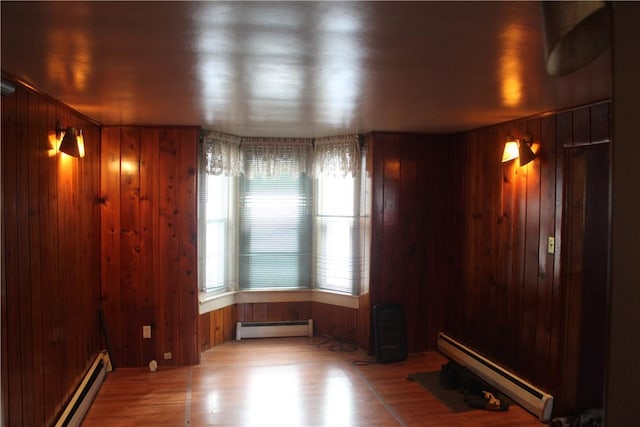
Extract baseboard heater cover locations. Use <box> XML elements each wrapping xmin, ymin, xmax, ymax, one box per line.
<box><xmin>437</xmin><ymin>333</ymin><xmax>553</xmax><ymax>422</ymax></box>
<box><xmin>236</xmin><ymin>319</ymin><xmax>313</xmax><ymax>340</ymax></box>
<box><xmin>55</xmin><ymin>350</ymin><xmax>111</xmax><ymax>427</ymax></box>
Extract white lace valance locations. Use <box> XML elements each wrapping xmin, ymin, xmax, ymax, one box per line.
<box><xmin>313</xmin><ymin>134</ymin><xmax>361</xmax><ymax>178</ymax></box>
<box><xmin>202</xmin><ymin>131</ymin><xmax>241</xmax><ymax>176</ymax></box>
<box><xmin>241</xmin><ymin>138</ymin><xmax>313</xmax><ymax>179</ymax></box>
<box><xmin>202</xmin><ymin>131</ymin><xmax>362</xmax><ymax>179</ymax></box>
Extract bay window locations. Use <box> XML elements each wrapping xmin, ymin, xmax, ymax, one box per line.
<box><xmin>199</xmin><ymin>132</ymin><xmax>369</xmax><ymax>298</ymax></box>
<box><xmin>199</xmin><ymin>132</ymin><xmax>240</xmax><ymax>294</ymax></box>
<box><xmin>314</xmin><ymin>135</ymin><xmax>369</xmax><ymax>295</ymax></box>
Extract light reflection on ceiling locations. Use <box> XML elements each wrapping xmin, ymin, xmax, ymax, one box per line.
<box><xmin>1</xmin><ymin>1</ymin><xmax>610</xmax><ymax>138</ymax></box>
<box><xmin>500</xmin><ymin>24</ymin><xmax>524</xmax><ymax>108</ymax></box>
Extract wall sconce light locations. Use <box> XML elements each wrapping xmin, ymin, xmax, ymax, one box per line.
<box><xmin>55</xmin><ymin>120</ymin><xmax>86</xmax><ymax>158</ymax></box>
<box><xmin>502</xmin><ymin>132</ymin><xmax>536</xmax><ymax>166</ymax></box>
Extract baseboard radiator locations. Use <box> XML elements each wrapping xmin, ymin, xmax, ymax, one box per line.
<box><xmin>437</xmin><ymin>333</ymin><xmax>553</xmax><ymax>422</ymax></box>
<box><xmin>55</xmin><ymin>350</ymin><xmax>111</xmax><ymax>427</ymax></box>
<box><xmin>236</xmin><ymin>319</ymin><xmax>313</xmax><ymax>340</ymax></box>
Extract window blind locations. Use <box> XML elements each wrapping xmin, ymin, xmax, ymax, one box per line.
<box><xmin>238</xmin><ymin>139</ymin><xmax>313</xmax><ymax>290</ymax></box>
<box><xmin>199</xmin><ymin>133</ymin><xmax>239</xmax><ymax>294</ymax></box>
<box><xmin>239</xmin><ymin>173</ymin><xmax>312</xmax><ymax>289</ymax></box>
<box><xmin>314</xmin><ymin>145</ymin><xmax>369</xmax><ymax>295</ymax></box>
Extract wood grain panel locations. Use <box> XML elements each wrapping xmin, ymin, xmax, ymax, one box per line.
<box><xmin>0</xmin><ymin>95</ymin><xmax>7</xmax><ymax>422</ymax></box>
<box><xmin>572</xmin><ymin>107</ymin><xmax>590</xmax><ymax>145</ymax></box>
<box><xmin>100</xmin><ymin>127</ymin><xmax>123</xmax><ymax>366</ymax></box>
<box><xmin>549</xmin><ymin>111</ymin><xmax>570</xmax><ymax>402</ymax></box>
<box><xmin>42</xmin><ymin>99</ymin><xmax>64</xmax><ymax>425</ymax></box>
<box><xmin>17</xmin><ymin>90</ymin><xmax>35</xmax><ymax>427</ymax></box>
<box><xmin>398</xmin><ymin>135</ymin><xmax>419</xmax><ymax>350</ymax></box>
<box><xmin>139</xmin><ymin>128</ymin><xmax>160</xmax><ymax>366</ymax></box>
<box><xmin>199</xmin><ymin>311</ymin><xmax>211</xmax><ymax>350</ymax></box>
<box><xmin>495</xmin><ymin>129</ymin><xmax>514</xmax><ymax>365</ymax></box>
<box><xmin>534</xmin><ymin>115</ymin><xmax>557</xmax><ymax>391</ymax></box>
<box><xmin>367</xmin><ymin>132</ymin><xmax>383</xmax><ymax>352</ymax></box>
<box><xmin>2</xmin><ymin>77</ymin><xmax>102</xmax><ymax>427</ymax></box>
<box><xmin>199</xmin><ymin>305</ymin><xmax>237</xmax><ymax>351</ymax></box>
<box><xmin>356</xmin><ymin>292</ymin><xmax>370</xmax><ymax>351</ymax></box>
<box><xmin>445</xmin><ymin>133</ymin><xmax>465</xmax><ymax>341</ymax></box>
<box><xmin>312</xmin><ymin>302</ymin><xmax>357</xmax><ymax>343</ymax></box>
<box><xmin>157</xmin><ymin>128</ymin><xmax>180</xmax><ymax>367</ymax></box>
<box><xmin>578</xmin><ymin>144</ymin><xmax>609</xmax><ymax>409</ymax></box>
<box><xmin>29</xmin><ymin>93</ymin><xmax>46</xmax><ymax>426</ymax></box>
<box><xmin>382</xmin><ymin>134</ymin><xmax>401</xmax><ymax>305</ymax></box>
<box><xmin>2</xmin><ymin>75</ymin><xmax>610</xmax><ymax>424</ymax></box>
<box><xmin>120</xmin><ymin>127</ymin><xmax>142</xmax><ymax>367</ymax></box>
<box><xmin>368</xmin><ymin>132</ymin><xmax>451</xmax><ymax>354</ymax></box>
<box><xmin>3</xmin><ymin>75</ymin><xmax>23</xmax><ymax>425</ymax></box>
<box><xmin>177</xmin><ymin>128</ymin><xmax>199</xmax><ymax>365</ymax></box>
<box><xmin>445</xmin><ymin>102</ymin><xmax>610</xmax><ymax>417</ymax></box>
<box><xmin>235</xmin><ymin>302</ymin><xmax>312</xmax><ymax>323</ymax></box>
<box><xmin>100</xmin><ymin>126</ymin><xmax>200</xmax><ymax>368</ymax></box>
<box><xmin>590</xmin><ymin>102</ymin><xmax>610</xmax><ymax>143</ymax></box>
<box><xmin>208</xmin><ymin>301</ymin><xmax>356</xmax><ymax>346</ymax></box>
<box><xmin>520</xmin><ymin>119</ymin><xmax>542</xmax><ymax>381</ymax></box>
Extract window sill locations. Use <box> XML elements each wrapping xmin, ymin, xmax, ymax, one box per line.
<box><xmin>199</xmin><ymin>289</ymin><xmax>359</xmax><ymax>315</ymax></box>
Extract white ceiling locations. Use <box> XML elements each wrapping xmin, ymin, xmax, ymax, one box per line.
<box><xmin>1</xmin><ymin>1</ymin><xmax>610</xmax><ymax>138</ymax></box>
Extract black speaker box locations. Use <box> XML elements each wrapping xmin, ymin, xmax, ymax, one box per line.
<box><xmin>373</xmin><ymin>303</ymin><xmax>407</xmax><ymax>363</ymax></box>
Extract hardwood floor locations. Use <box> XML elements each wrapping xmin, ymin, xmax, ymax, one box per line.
<box><xmin>83</xmin><ymin>337</ymin><xmax>541</xmax><ymax>426</ymax></box>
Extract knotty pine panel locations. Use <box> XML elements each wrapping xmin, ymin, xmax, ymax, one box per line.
<box><xmin>235</xmin><ymin>302</ymin><xmax>313</xmax><ymax>323</ymax></box>
<box><xmin>312</xmin><ymin>302</ymin><xmax>358</xmax><ymax>343</ymax></box>
<box><xmin>368</xmin><ymin>132</ymin><xmax>452</xmax><ymax>354</ymax></box>
<box><xmin>120</xmin><ymin>127</ymin><xmax>142</xmax><ymax>366</ymax></box>
<box><xmin>398</xmin><ymin>134</ymin><xmax>420</xmax><ymax>349</ymax></box>
<box><xmin>199</xmin><ymin>305</ymin><xmax>236</xmax><ymax>351</ymax></box>
<box><xmin>177</xmin><ymin>128</ymin><xmax>199</xmax><ymax>364</ymax></box>
<box><xmin>446</xmin><ymin>102</ymin><xmax>610</xmax><ymax>417</ymax></box>
<box><xmin>356</xmin><ymin>292</ymin><xmax>371</xmax><ymax>351</ymax></box>
<box><xmin>157</xmin><ymin>129</ymin><xmax>181</xmax><ymax>367</ymax></box>
<box><xmin>139</xmin><ymin>128</ymin><xmax>160</xmax><ymax>366</ymax></box>
<box><xmin>226</xmin><ymin>302</ymin><xmax>357</xmax><ymax>344</ymax></box>
<box><xmin>558</xmin><ymin>143</ymin><xmax>610</xmax><ymax>414</ymax></box>
<box><xmin>100</xmin><ymin>126</ymin><xmax>123</xmax><ymax>368</ymax></box>
<box><xmin>380</xmin><ymin>133</ymin><xmax>401</xmax><ymax>304</ymax></box>
<box><xmin>549</xmin><ymin>111</ymin><xmax>570</xmax><ymax>404</ymax></box>
<box><xmin>520</xmin><ymin>118</ymin><xmax>543</xmax><ymax>382</ymax></box>
<box><xmin>100</xmin><ymin>126</ymin><xmax>200</xmax><ymax>368</ymax></box>
<box><xmin>534</xmin><ymin>115</ymin><xmax>558</xmax><ymax>389</ymax></box>
<box><xmin>2</xmin><ymin>78</ymin><xmax>101</xmax><ymax>427</ymax></box>
<box><xmin>366</xmin><ymin>132</ymin><xmax>383</xmax><ymax>352</ymax></box>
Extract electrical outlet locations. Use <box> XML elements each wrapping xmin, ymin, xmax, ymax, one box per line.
<box><xmin>548</xmin><ymin>236</ymin><xmax>555</xmax><ymax>254</ymax></box>
<box><xmin>142</xmin><ymin>325</ymin><xmax>151</xmax><ymax>339</ymax></box>
<box><xmin>163</xmin><ymin>352</ymin><xmax>172</xmax><ymax>360</ymax></box>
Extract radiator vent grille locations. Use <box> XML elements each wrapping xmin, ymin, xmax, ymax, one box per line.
<box><xmin>236</xmin><ymin>319</ymin><xmax>313</xmax><ymax>340</ymax></box>
<box><xmin>437</xmin><ymin>333</ymin><xmax>554</xmax><ymax>422</ymax></box>
<box><xmin>55</xmin><ymin>350</ymin><xmax>110</xmax><ymax>427</ymax></box>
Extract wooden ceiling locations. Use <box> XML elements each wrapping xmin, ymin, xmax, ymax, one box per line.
<box><xmin>1</xmin><ymin>1</ymin><xmax>610</xmax><ymax>137</ymax></box>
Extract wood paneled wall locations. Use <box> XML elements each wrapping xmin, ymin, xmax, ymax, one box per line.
<box><xmin>367</xmin><ymin>132</ymin><xmax>454</xmax><ymax>353</ymax></box>
<box><xmin>199</xmin><ymin>302</ymin><xmax>359</xmax><ymax>351</ymax></box>
<box><xmin>236</xmin><ymin>301</ymin><xmax>313</xmax><ymax>323</ymax></box>
<box><xmin>2</xmin><ymin>77</ymin><xmax>608</xmax><ymax>422</ymax></box>
<box><xmin>1</xmin><ymin>79</ymin><xmax>101</xmax><ymax>426</ymax></box>
<box><xmin>100</xmin><ymin>126</ymin><xmax>200</xmax><ymax>368</ymax></box>
<box><xmin>561</xmin><ymin>142</ymin><xmax>610</xmax><ymax>413</ymax></box>
<box><xmin>446</xmin><ymin>102</ymin><xmax>610</xmax><ymax>415</ymax></box>
<box><xmin>199</xmin><ymin>305</ymin><xmax>236</xmax><ymax>351</ymax></box>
